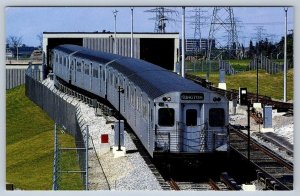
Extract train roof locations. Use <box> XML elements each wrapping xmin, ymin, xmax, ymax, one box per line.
<box><xmin>54</xmin><ymin>44</ymin><xmax>212</xmax><ymax>99</ymax></box>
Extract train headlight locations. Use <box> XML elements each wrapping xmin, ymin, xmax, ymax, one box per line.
<box><xmin>213</xmin><ymin>97</ymin><xmax>221</xmax><ymax>102</ymax></box>
<box><xmin>162</xmin><ymin>97</ymin><xmax>171</xmax><ymax>102</ymax></box>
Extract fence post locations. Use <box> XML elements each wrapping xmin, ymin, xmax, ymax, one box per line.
<box><xmin>85</xmin><ymin>125</ymin><xmax>89</xmax><ymax>190</ymax></box>
<box><xmin>52</xmin><ymin>123</ymin><xmax>58</xmax><ymax>190</ymax></box>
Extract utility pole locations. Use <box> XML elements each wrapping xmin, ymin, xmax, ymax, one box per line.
<box><xmin>131</xmin><ymin>7</ymin><xmax>134</xmax><ymax>58</ymax></box>
<box><xmin>283</xmin><ymin>8</ymin><xmax>288</xmax><ymax>102</ymax></box>
<box><xmin>181</xmin><ymin>7</ymin><xmax>185</xmax><ymax>78</ymax></box>
<box><xmin>85</xmin><ymin>126</ymin><xmax>89</xmax><ymax>190</ymax></box>
<box><xmin>117</xmin><ymin>86</ymin><xmax>124</xmax><ymax>151</ymax></box>
<box><xmin>247</xmin><ymin>103</ymin><xmax>251</xmax><ymax>161</ymax></box>
<box><xmin>113</xmin><ymin>9</ymin><xmax>118</xmax><ymax>54</ymax></box>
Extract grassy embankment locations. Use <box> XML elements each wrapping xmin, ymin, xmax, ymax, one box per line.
<box><xmin>6</xmin><ymin>85</ymin><xmax>83</xmax><ymax>190</ymax></box>
<box><xmin>187</xmin><ymin>59</ymin><xmax>293</xmax><ymax>101</ymax></box>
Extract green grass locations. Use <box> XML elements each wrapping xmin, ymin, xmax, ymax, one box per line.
<box><xmin>6</xmin><ymin>85</ymin><xmax>83</xmax><ymax>190</ymax></box>
<box><xmin>192</xmin><ymin>69</ymin><xmax>293</xmax><ymax>101</ymax></box>
<box><xmin>228</xmin><ymin>59</ymin><xmax>251</xmax><ymax>71</ymax></box>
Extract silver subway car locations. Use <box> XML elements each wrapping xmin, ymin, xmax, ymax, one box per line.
<box><xmin>52</xmin><ymin>44</ymin><xmax>229</xmax><ymax>161</ymax></box>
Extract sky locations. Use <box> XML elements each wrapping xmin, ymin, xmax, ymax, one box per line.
<box><xmin>5</xmin><ymin>6</ymin><xmax>294</xmax><ymax>47</ymax></box>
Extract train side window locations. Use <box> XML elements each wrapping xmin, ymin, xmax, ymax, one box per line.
<box><xmin>130</xmin><ymin>87</ymin><xmax>135</xmax><ymax>105</ymax></box>
<box><xmin>71</xmin><ymin>60</ymin><xmax>74</xmax><ymax>70</ymax></box>
<box><xmin>186</xmin><ymin>109</ymin><xmax>197</xmax><ymax>126</ymax></box>
<box><xmin>93</xmin><ymin>68</ymin><xmax>98</xmax><ymax>78</ymax></box>
<box><xmin>119</xmin><ymin>76</ymin><xmax>123</xmax><ymax>88</ymax></box>
<box><xmin>114</xmin><ymin>74</ymin><xmax>118</xmax><ymax>88</ymax></box>
<box><xmin>150</xmin><ymin>108</ymin><xmax>153</xmax><ymax>123</ymax></box>
<box><xmin>99</xmin><ymin>66</ymin><xmax>102</xmax><ymax>78</ymax></box>
<box><xmin>66</xmin><ymin>57</ymin><xmax>69</xmax><ymax>67</ymax></box>
<box><xmin>158</xmin><ymin>108</ymin><xmax>175</xmax><ymax>127</ymax></box>
<box><xmin>84</xmin><ymin>63</ymin><xmax>89</xmax><ymax>75</ymax></box>
<box><xmin>55</xmin><ymin>53</ymin><xmax>58</xmax><ymax>63</ymax></box>
<box><xmin>82</xmin><ymin>60</ymin><xmax>85</xmax><ymax>73</ymax></box>
<box><xmin>102</xmin><ymin>69</ymin><xmax>105</xmax><ymax>81</ymax></box>
<box><xmin>110</xmin><ymin>72</ymin><xmax>113</xmax><ymax>85</ymax></box>
<box><xmin>77</xmin><ymin>61</ymin><xmax>82</xmax><ymax>72</ymax></box>
<box><xmin>209</xmin><ymin>108</ymin><xmax>225</xmax><ymax>127</ymax></box>
<box><xmin>142</xmin><ymin>101</ymin><xmax>147</xmax><ymax>119</ymax></box>
<box><xmin>126</xmin><ymin>85</ymin><xmax>129</xmax><ymax>100</ymax></box>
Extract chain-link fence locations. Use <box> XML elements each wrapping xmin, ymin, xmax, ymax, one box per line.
<box><xmin>25</xmin><ymin>71</ymin><xmax>88</xmax><ymax>190</ymax></box>
<box><xmin>248</xmin><ymin>55</ymin><xmax>293</xmax><ymax>74</ymax></box>
<box><xmin>53</xmin><ymin>123</ymin><xmax>88</xmax><ymax>190</ymax></box>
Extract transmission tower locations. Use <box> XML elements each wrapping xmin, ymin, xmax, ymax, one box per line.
<box><xmin>254</xmin><ymin>26</ymin><xmax>267</xmax><ymax>42</ymax></box>
<box><xmin>145</xmin><ymin>7</ymin><xmax>178</xmax><ymax>33</ymax></box>
<box><xmin>189</xmin><ymin>8</ymin><xmax>208</xmax><ymax>57</ymax></box>
<box><xmin>208</xmin><ymin>7</ymin><xmax>239</xmax><ymax>60</ymax></box>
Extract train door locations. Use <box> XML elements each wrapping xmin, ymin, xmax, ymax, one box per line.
<box><xmin>73</xmin><ymin>59</ymin><xmax>76</xmax><ymax>83</ymax></box>
<box><xmin>182</xmin><ymin>104</ymin><xmax>203</xmax><ymax>152</ymax></box>
<box><xmin>68</xmin><ymin>57</ymin><xmax>72</xmax><ymax>83</ymax></box>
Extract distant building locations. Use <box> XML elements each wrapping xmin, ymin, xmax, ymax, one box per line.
<box><xmin>43</xmin><ymin>32</ymin><xmax>180</xmax><ymax>71</ymax></box>
<box><xmin>6</xmin><ymin>48</ymin><xmax>13</xmax><ymax>59</ymax></box>
<box><xmin>30</xmin><ymin>49</ymin><xmax>43</xmax><ymax>61</ymax></box>
<box><xmin>180</xmin><ymin>38</ymin><xmax>215</xmax><ymax>55</ymax></box>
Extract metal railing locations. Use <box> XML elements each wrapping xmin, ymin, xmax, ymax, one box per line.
<box><xmin>176</xmin><ymin>122</ymin><xmax>207</xmax><ymax>152</ymax></box>
<box><xmin>54</xmin><ymin>79</ymin><xmax>116</xmax><ymax>117</ymax></box>
<box><xmin>154</xmin><ymin>122</ymin><xmax>228</xmax><ymax>153</ymax></box>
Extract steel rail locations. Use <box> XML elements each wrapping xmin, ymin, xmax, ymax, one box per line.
<box><xmin>229</xmin><ymin>126</ymin><xmax>293</xmax><ymax>190</ymax></box>
<box><xmin>208</xmin><ymin>179</ymin><xmax>220</xmax><ymax>190</ymax></box>
<box><xmin>168</xmin><ymin>178</ymin><xmax>180</xmax><ymax>190</ymax></box>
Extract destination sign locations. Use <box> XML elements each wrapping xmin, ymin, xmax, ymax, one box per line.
<box><xmin>181</xmin><ymin>93</ymin><xmax>204</xmax><ymax>100</ymax></box>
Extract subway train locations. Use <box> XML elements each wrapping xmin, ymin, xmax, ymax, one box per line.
<box><xmin>52</xmin><ymin>44</ymin><xmax>229</xmax><ymax>163</ymax></box>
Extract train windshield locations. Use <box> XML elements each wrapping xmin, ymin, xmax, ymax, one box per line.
<box><xmin>158</xmin><ymin>108</ymin><xmax>175</xmax><ymax>127</ymax></box>
<box><xmin>209</xmin><ymin>108</ymin><xmax>225</xmax><ymax>127</ymax></box>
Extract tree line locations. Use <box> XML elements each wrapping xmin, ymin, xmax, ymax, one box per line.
<box><xmin>246</xmin><ymin>33</ymin><xmax>293</xmax><ymax>66</ymax></box>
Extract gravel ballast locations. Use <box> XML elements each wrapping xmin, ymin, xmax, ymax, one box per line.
<box><xmin>43</xmin><ymin>78</ymin><xmax>162</xmax><ymax>190</ymax></box>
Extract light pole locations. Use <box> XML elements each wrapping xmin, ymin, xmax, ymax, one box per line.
<box><xmin>181</xmin><ymin>6</ymin><xmax>186</xmax><ymax>78</ymax></box>
<box><xmin>131</xmin><ymin>7</ymin><xmax>134</xmax><ymax>58</ymax></box>
<box><xmin>16</xmin><ymin>45</ymin><xmax>19</xmax><ymax>61</ymax></box>
<box><xmin>283</xmin><ymin>8</ymin><xmax>288</xmax><ymax>102</ymax></box>
<box><xmin>256</xmin><ymin>55</ymin><xmax>259</xmax><ymax>103</ymax></box>
<box><xmin>247</xmin><ymin>102</ymin><xmax>251</xmax><ymax>161</ymax></box>
<box><xmin>117</xmin><ymin>86</ymin><xmax>124</xmax><ymax>151</ymax></box>
<box><xmin>113</xmin><ymin>9</ymin><xmax>118</xmax><ymax>54</ymax></box>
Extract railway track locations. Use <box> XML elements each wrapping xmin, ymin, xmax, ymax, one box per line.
<box><xmin>229</xmin><ymin>125</ymin><xmax>293</xmax><ymax>190</ymax></box>
<box><xmin>253</xmin><ymin>132</ymin><xmax>293</xmax><ymax>157</ymax></box>
<box><xmin>186</xmin><ymin>73</ymin><xmax>293</xmax><ymax>112</ymax></box>
<box><xmin>167</xmin><ymin>173</ymin><xmax>240</xmax><ymax>191</ymax></box>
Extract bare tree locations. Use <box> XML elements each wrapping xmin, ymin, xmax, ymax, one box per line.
<box><xmin>7</xmin><ymin>36</ymin><xmax>22</xmax><ymax>60</ymax></box>
<box><xmin>7</xmin><ymin>36</ymin><xmax>22</xmax><ymax>48</ymax></box>
<box><xmin>36</xmin><ymin>33</ymin><xmax>43</xmax><ymax>49</ymax></box>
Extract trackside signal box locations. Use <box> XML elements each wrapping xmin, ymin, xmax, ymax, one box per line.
<box><xmin>239</xmin><ymin>87</ymin><xmax>248</xmax><ymax>106</ymax></box>
<box><xmin>114</xmin><ymin>120</ymin><xmax>124</xmax><ymax>147</ymax></box>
